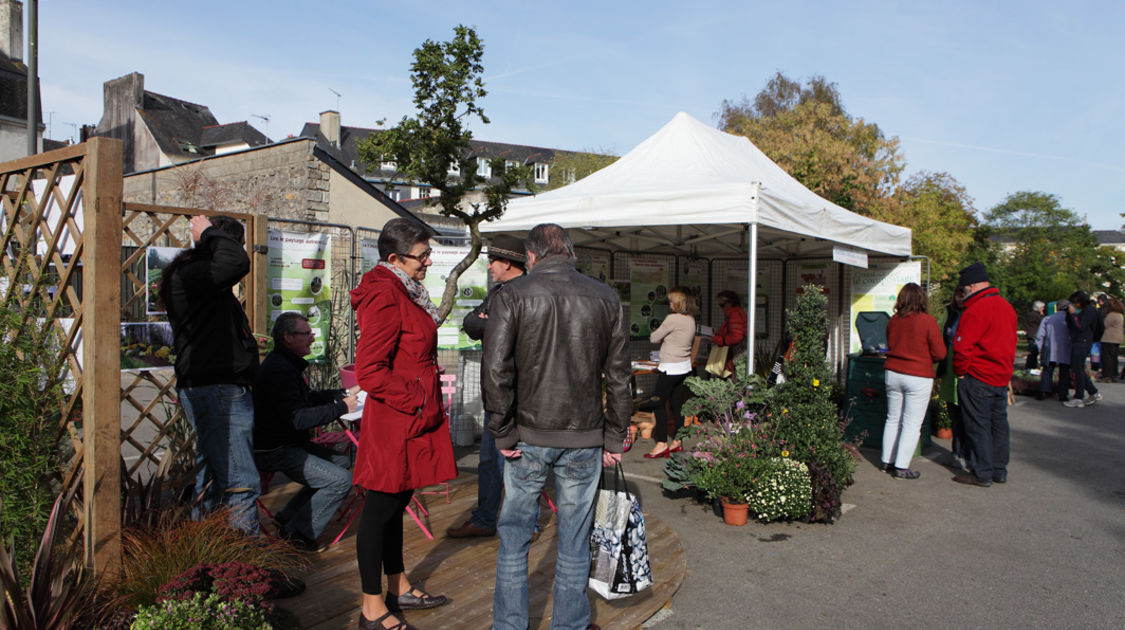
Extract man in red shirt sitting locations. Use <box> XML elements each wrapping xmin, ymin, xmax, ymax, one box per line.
<box><xmin>951</xmin><ymin>262</ymin><xmax>1017</xmax><ymax>487</ymax></box>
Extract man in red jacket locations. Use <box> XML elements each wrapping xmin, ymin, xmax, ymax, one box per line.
<box><xmin>951</xmin><ymin>262</ymin><xmax>1017</xmax><ymax>487</ymax></box>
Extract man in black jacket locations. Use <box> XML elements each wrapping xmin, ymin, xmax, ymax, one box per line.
<box><xmin>482</xmin><ymin>224</ymin><xmax>630</xmax><ymax>630</ymax></box>
<box><xmin>447</xmin><ymin>235</ymin><xmax>525</xmax><ymax>539</ymax></box>
<box><xmin>163</xmin><ymin>215</ymin><xmax>262</xmax><ymax>534</ymax></box>
<box><xmin>254</xmin><ymin>312</ymin><xmax>358</xmax><ymax>550</ymax></box>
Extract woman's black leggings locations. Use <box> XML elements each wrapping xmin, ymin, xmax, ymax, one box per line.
<box><xmin>652</xmin><ymin>372</ymin><xmax>689</xmax><ymax>443</ymax></box>
<box><xmin>1102</xmin><ymin>342</ymin><xmax>1120</xmax><ymax>381</ymax></box>
<box><xmin>356</xmin><ymin>489</ymin><xmax>413</xmax><ymax>595</ymax></box>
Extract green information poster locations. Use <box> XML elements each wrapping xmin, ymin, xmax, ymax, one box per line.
<box><xmin>629</xmin><ymin>258</ymin><xmax>671</xmax><ymax>337</ymax></box>
<box><xmin>423</xmin><ymin>245</ymin><xmax>489</xmax><ymax>349</ymax></box>
<box><xmin>576</xmin><ymin>249</ymin><xmax>611</xmax><ymax>283</ymax></box>
<box><xmin>267</xmin><ymin>230</ymin><xmax>332</xmax><ymax>361</ymax></box>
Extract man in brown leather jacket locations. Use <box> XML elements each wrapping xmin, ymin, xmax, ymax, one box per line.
<box><xmin>482</xmin><ymin>223</ymin><xmax>630</xmax><ymax>630</ymax></box>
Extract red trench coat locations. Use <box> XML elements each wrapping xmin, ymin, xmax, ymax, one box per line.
<box><xmin>350</xmin><ymin>265</ymin><xmax>456</xmax><ymax>493</ymax></box>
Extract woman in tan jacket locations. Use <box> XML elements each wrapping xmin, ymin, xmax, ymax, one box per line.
<box><xmin>1100</xmin><ymin>297</ymin><xmax>1124</xmax><ymax>382</ymax></box>
<box><xmin>644</xmin><ymin>287</ymin><xmax>699</xmax><ymax>458</ymax></box>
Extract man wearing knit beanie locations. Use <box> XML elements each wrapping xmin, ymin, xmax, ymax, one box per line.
<box><xmin>951</xmin><ymin>262</ymin><xmax>1017</xmax><ymax>487</ymax></box>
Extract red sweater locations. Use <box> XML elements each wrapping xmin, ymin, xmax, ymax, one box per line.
<box><xmin>885</xmin><ymin>312</ymin><xmax>946</xmax><ymax>378</ymax></box>
<box><xmin>952</xmin><ymin>286</ymin><xmax>1017</xmax><ymax>387</ymax></box>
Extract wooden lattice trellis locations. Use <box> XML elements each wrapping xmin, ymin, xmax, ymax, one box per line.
<box><xmin>1</xmin><ymin>141</ymin><xmax>265</xmax><ymax>575</ymax></box>
<box><xmin>117</xmin><ymin>203</ymin><xmax>260</xmax><ymax>482</ymax></box>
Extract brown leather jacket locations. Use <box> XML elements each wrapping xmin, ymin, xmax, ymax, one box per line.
<box><xmin>482</xmin><ymin>256</ymin><xmax>631</xmax><ymax>452</ymax></box>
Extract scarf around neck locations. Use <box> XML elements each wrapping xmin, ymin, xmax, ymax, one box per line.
<box><xmin>378</xmin><ymin>261</ymin><xmax>441</xmax><ymax>324</ymax></box>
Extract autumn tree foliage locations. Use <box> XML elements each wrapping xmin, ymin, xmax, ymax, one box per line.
<box><xmin>877</xmin><ymin>172</ymin><xmax>977</xmax><ymax>287</ymax></box>
<box><xmin>718</xmin><ymin>72</ymin><xmax>904</xmax><ymax>215</ymax></box>
<box><xmin>546</xmin><ymin>149</ymin><xmax>618</xmax><ymax>190</ymax></box>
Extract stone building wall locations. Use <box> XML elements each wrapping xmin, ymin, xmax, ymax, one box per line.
<box><xmin>122</xmin><ymin>138</ymin><xmax>331</xmax><ymax>223</ymax></box>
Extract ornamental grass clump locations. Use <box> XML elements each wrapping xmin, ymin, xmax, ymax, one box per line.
<box><xmin>746</xmin><ymin>457</ymin><xmax>812</xmax><ymax>523</ymax></box>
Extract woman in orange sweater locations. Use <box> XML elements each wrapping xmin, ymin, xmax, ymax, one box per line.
<box><xmin>881</xmin><ymin>283</ymin><xmax>946</xmax><ymax>479</ymax></box>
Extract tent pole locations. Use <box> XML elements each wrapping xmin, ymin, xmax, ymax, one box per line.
<box><xmin>747</xmin><ymin>181</ymin><xmax>761</xmax><ymax>375</ymax></box>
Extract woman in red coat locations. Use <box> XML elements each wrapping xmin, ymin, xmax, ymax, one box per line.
<box><xmin>351</xmin><ymin>218</ymin><xmax>456</xmax><ymax>629</ymax></box>
<box><xmin>711</xmin><ymin>290</ymin><xmax>748</xmax><ymax>375</ymax></box>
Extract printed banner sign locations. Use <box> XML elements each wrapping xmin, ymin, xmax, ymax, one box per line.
<box><xmin>422</xmin><ymin>246</ymin><xmax>489</xmax><ymax>349</ymax></box>
<box><xmin>629</xmin><ymin>259</ymin><xmax>671</xmax><ymax>337</ymax></box>
<box><xmin>849</xmin><ymin>260</ymin><xmax>922</xmax><ymax>353</ymax></box>
<box><xmin>267</xmin><ymin>230</ymin><xmax>332</xmax><ymax>361</ymax></box>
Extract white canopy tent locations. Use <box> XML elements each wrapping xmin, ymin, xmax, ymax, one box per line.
<box><xmin>483</xmin><ymin>112</ymin><xmax>913</xmax><ymax>366</ymax></box>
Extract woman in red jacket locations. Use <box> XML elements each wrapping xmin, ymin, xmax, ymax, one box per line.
<box><xmin>880</xmin><ymin>283</ymin><xmax>946</xmax><ymax>479</ymax></box>
<box><xmin>711</xmin><ymin>290</ymin><xmax>747</xmax><ymax>376</ymax></box>
<box><xmin>351</xmin><ymin>218</ymin><xmax>456</xmax><ymax>629</ymax></box>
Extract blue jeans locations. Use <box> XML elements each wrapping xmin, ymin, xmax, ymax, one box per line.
<box><xmin>255</xmin><ymin>443</ymin><xmax>352</xmax><ymax>540</ymax></box>
<box><xmin>472</xmin><ymin>415</ymin><xmax>505</xmax><ymax>530</ymax></box>
<box><xmin>179</xmin><ymin>384</ymin><xmax>260</xmax><ymax>535</ymax></box>
<box><xmin>881</xmin><ymin>370</ymin><xmax>933</xmax><ymax>469</ymax></box>
<box><xmin>957</xmin><ymin>376</ymin><xmax>1010</xmax><ymax>483</ymax></box>
<box><xmin>474</xmin><ymin>416</ymin><xmax>539</xmax><ymax>532</ymax></box>
<box><xmin>493</xmin><ymin>445</ymin><xmax>601</xmax><ymax>630</ymax></box>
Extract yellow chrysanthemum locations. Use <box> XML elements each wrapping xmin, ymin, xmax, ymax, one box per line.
<box><xmin>813</xmin><ymin>378</ymin><xmax>820</xmax><ymax>387</ymax></box>
<box><xmin>781</xmin><ymin>450</ymin><xmax>789</xmax><ymax>457</ymax></box>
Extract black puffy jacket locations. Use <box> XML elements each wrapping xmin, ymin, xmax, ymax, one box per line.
<box><xmin>164</xmin><ymin>227</ymin><xmax>258</xmax><ymax>388</ymax></box>
<box><xmin>482</xmin><ymin>256</ymin><xmax>631</xmax><ymax>452</ymax></box>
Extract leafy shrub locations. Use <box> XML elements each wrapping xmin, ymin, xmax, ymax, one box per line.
<box><xmin>159</xmin><ymin>562</ymin><xmax>274</xmax><ymax>613</ymax></box>
<box><xmin>765</xmin><ymin>285</ymin><xmax>857</xmax><ymax>488</ymax></box>
<box><xmin>746</xmin><ymin>457</ymin><xmax>812</xmax><ymax>523</ymax></box>
<box><xmin>0</xmin><ymin>478</ymin><xmax>96</xmax><ymax>630</ymax></box>
<box><xmin>0</xmin><ymin>306</ymin><xmax>69</xmax><ymax>581</ymax></box>
<box><xmin>131</xmin><ymin>592</ymin><xmax>271</xmax><ymax>630</ymax></box>
<box><xmin>806</xmin><ymin>461</ymin><xmax>842</xmax><ymax>523</ymax></box>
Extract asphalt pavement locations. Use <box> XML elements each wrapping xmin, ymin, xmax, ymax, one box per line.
<box><xmin>453</xmin><ymin>382</ymin><xmax>1125</xmax><ymax>629</ymax></box>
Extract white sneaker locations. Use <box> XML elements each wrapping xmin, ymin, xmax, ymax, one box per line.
<box><xmin>1083</xmin><ymin>392</ymin><xmax>1102</xmax><ymax>406</ymax></box>
<box><xmin>1063</xmin><ymin>399</ymin><xmax>1085</xmax><ymax>408</ymax></box>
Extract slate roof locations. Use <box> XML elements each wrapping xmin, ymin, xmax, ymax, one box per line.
<box><xmin>298</xmin><ymin>122</ymin><xmax>559</xmax><ymax>178</ymax></box>
<box><xmin>0</xmin><ymin>51</ymin><xmax>41</xmax><ymax>123</ymax></box>
<box><xmin>200</xmin><ymin>121</ymin><xmax>269</xmax><ymax>149</ymax></box>
<box><xmin>136</xmin><ymin>90</ymin><xmax>221</xmax><ymax>158</ymax></box>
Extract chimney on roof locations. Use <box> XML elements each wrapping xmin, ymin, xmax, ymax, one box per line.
<box><xmin>320</xmin><ymin>110</ymin><xmax>340</xmax><ymax>148</ymax></box>
<box><xmin>1</xmin><ymin>0</ymin><xmax>23</xmax><ymax>63</ymax></box>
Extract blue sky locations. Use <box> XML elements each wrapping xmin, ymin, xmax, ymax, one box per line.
<box><xmin>35</xmin><ymin>0</ymin><xmax>1124</xmax><ymax>228</ymax></box>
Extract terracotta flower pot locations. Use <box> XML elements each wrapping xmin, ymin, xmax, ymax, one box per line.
<box><xmin>935</xmin><ymin>427</ymin><xmax>953</xmax><ymax>440</ymax></box>
<box><xmin>721</xmin><ymin>499</ymin><xmax>750</xmax><ymax>526</ymax></box>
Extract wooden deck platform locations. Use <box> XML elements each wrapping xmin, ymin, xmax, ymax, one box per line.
<box><xmin>264</xmin><ymin>474</ymin><xmax>686</xmax><ymax>629</ymax></box>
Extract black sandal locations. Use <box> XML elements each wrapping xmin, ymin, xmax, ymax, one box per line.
<box><xmin>385</xmin><ymin>587</ymin><xmax>450</xmax><ymax>611</ymax></box>
<box><xmin>358</xmin><ymin>610</ymin><xmax>417</xmax><ymax>630</ymax></box>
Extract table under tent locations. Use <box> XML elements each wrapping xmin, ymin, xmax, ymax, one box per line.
<box><xmin>482</xmin><ymin>112</ymin><xmax>922</xmax><ymax>447</ymax></box>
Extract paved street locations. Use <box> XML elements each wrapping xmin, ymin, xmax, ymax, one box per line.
<box><xmin>456</xmin><ymin>382</ymin><xmax>1125</xmax><ymax>629</ymax></box>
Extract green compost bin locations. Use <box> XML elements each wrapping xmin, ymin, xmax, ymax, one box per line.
<box><xmin>844</xmin><ymin>354</ymin><xmax>931</xmax><ymax>453</ymax></box>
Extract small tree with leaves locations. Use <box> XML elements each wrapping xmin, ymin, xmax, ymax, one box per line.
<box><xmin>356</xmin><ymin>25</ymin><xmax>533</xmax><ymax>323</ymax></box>
<box><xmin>766</xmin><ymin>284</ymin><xmax>855</xmax><ymax>518</ymax></box>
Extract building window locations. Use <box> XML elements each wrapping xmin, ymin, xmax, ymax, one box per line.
<box><xmin>381</xmin><ymin>161</ymin><xmax>396</xmax><ymax>171</ymax></box>
<box><xmin>417</xmin><ymin>187</ymin><xmax>431</xmax><ymax>199</ymax></box>
<box><xmin>477</xmin><ymin>157</ymin><xmax>492</xmax><ymax>178</ymax></box>
<box><xmin>448</xmin><ymin>162</ymin><xmax>460</xmax><ymax>176</ymax></box>
<box><xmin>385</xmin><ymin>188</ymin><xmax>402</xmax><ymax>201</ymax></box>
<box><xmin>533</xmin><ymin>162</ymin><xmax>549</xmax><ymax>184</ymax></box>
<box><xmin>505</xmin><ymin>159</ymin><xmax>519</xmax><ymax>173</ymax></box>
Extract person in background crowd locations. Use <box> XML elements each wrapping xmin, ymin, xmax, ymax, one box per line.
<box><xmin>936</xmin><ymin>285</ymin><xmax>968</xmax><ymax>469</ymax></box>
<box><xmin>253</xmin><ymin>312</ymin><xmax>358</xmax><ymax>552</ymax></box>
<box><xmin>1097</xmin><ymin>297</ymin><xmax>1123</xmax><ymax>383</ymax></box>
<box><xmin>1025</xmin><ymin>300</ymin><xmax>1045</xmax><ymax>370</ymax></box>
<box><xmin>644</xmin><ymin>286</ymin><xmax>700</xmax><ymax>459</ymax></box>
<box><xmin>1063</xmin><ymin>291</ymin><xmax>1101</xmax><ymax>408</ymax></box>
<box><xmin>1035</xmin><ymin>300</ymin><xmax>1072</xmax><ymax>401</ymax></box>
<box><xmin>711</xmin><ymin>290</ymin><xmax>747</xmax><ymax>376</ymax></box>
<box><xmin>483</xmin><ymin>223</ymin><xmax>630</xmax><ymax>630</ymax></box>
<box><xmin>952</xmin><ymin>262</ymin><xmax>1017</xmax><ymax>488</ymax></box>
<box><xmin>161</xmin><ymin>215</ymin><xmax>261</xmax><ymax>535</ymax></box>
<box><xmin>351</xmin><ymin>218</ymin><xmax>455</xmax><ymax>630</ymax></box>
<box><xmin>880</xmin><ymin>283</ymin><xmax>945</xmax><ymax>479</ymax></box>
<box><xmin>446</xmin><ymin>235</ymin><xmax>528</xmax><ymax>540</ymax></box>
